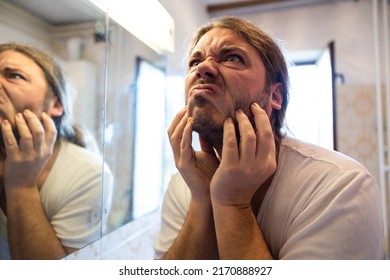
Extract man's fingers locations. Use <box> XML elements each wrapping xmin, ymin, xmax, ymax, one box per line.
<box><xmin>221</xmin><ymin>117</ymin><xmax>239</xmax><ymax>164</ymax></box>
<box><xmin>168</xmin><ymin>107</ymin><xmax>187</xmax><ymax>138</ymax></box>
<box><xmin>179</xmin><ymin>117</ymin><xmax>195</xmax><ymax>167</ymax></box>
<box><xmin>22</xmin><ymin>110</ymin><xmax>44</xmax><ymax>151</ymax></box>
<box><xmin>235</xmin><ymin>108</ymin><xmax>256</xmax><ymax>163</ymax></box>
<box><xmin>41</xmin><ymin>112</ymin><xmax>57</xmax><ymax>151</ymax></box>
<box><xmin>13</xmin><ymin>112</ymin><xmax>34</xmax><ymax>153</ymax></box>
<box><xmin>251</xmin><ymin>103</ymin><xmax>275</xmax><ymax>159</ymax></box>
<box><xmin>1</xmin><ymin>120</ymin><xmax>18</xmax><ymax>153</ymax></box>
<box><xmin>169</xmin><ymin>108</ymin><xmax>189</xmax><ymax>165</ymax></box>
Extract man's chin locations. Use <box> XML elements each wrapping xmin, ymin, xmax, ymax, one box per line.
<box><xmin>191</xmin><ymin>115</ymin><xmax>224</xmax><ymax>150</ymax></box>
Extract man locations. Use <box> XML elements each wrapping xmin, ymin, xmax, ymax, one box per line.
<box><xmin>0</xmin><ymin>43</ymin><xmax>112</xmax><ymax>259</ymax></box>
<box><xmin>154</xmin><ymin>16</ymin><xmax>384</xmax><ymax>259</ymax></box>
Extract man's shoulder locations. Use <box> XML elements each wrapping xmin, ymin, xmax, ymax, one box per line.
<box><xmin>59</xmin><ymin>141</ymin><xmax>102</xmax><ymax>164</ymax></box>
<box><xmin>280</xmin><ymin>136</ymin><xmax>369</xmax><ymax>172</ymax></box>
<box><xmin>51</xmin><ymin>141</ymin><xmax>105</xmax><ymax>178</ymax></box>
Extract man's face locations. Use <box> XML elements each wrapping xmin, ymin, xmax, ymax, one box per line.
<box><xmin>185</xmin><ymin>28</ymin><xmax>273</xmax><ymax>145</ymax></box>
<box><xmin>0</xmin><ymin>50</ymin><xmax>50</xmax><ymax>127</ymax></box>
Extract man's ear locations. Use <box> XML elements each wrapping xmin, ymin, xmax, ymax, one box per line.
<box><xmin>47</xmin><ymin>96</ymin><xmax>63</xmax><ymax>117</ymax></box>
<box><xmin>270</xmin><ymin>83</ymin><xmax>283</xmax><ymax>110</ymax></box>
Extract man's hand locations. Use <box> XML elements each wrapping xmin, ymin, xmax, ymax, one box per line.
<box><xmin>210</xmin><ymin>103</ymin><xmax>277</xmax><ymax>207</ymax></box>
<box><xmin>168</xmin><ymin>107</ymin><xmax>219</xmax><ymax>200</ymax></box>
<box><xmin>163</xmin><ymin>107</ymin><xmax>220</xmax><ymax>259</ymax></box>
<box><xmin>1</xmin><ymin>110</ymin><xmax>70</xmax><ymax>259</ymax></box>
<box><xmin>208</xmin><ymin>103</ymin><xmax>276</xmax><ymax>260</ymax></box>
<box><xmin>2</xmin><ymin>110</ymin><xmax>57</xmax><ymax>191</ymax></box>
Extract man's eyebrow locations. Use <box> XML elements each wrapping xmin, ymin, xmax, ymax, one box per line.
<box><xmin>218</xmin><ymin>46</ymin><xmax>247</xmax><ymax>55</ymax></box>
<box><xmin>189</xmin><ymin>47</ymin><xmax>247</xmax><ymax>58</ymax></box>
<box><xmin>189</xmin><ymin>50</ymin><xmax>202</xmax><ymax>58</ymax></box>
<box><xmin>1</xmin><ymin>66</ymin><xmax>21</xmax><ymax>73</ymax></box>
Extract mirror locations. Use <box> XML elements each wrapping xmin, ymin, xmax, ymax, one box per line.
<box><xmin>0</xmin><ymin>0</ymin><xmax>109</xmax><ymax>257</ymax></box>
<box><xmin>0</xmin><ymin>0</ymin><xmax>167</xmax><ymax>257</ymax></box>
<box><xmin>103</xmin><ymin>19</ymin><xmax>166</xmax><ymax>232</ymax></box>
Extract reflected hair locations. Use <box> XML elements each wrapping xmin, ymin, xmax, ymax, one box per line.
<box><xmin>188</xmin><ymin>16</ymin><xmax>290</xmax><ymax>142</ymax></box>
<box><xmin>0</xmin><ymin>43</ymin><xmax>86</xmax><ymax>147</ymax></box>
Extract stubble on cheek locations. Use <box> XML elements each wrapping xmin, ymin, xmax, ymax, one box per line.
<box><xmin>186</xmin><ymin>86</ymin><xmax>271</xmax><ymax>150</ymax></box>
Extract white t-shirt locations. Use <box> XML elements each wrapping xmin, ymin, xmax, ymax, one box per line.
<box><xmin>0</xmin><ymin>140</ymin><xmax>113</xmax><ymax>259</ymax></box>
<box><xmin>154</xmin><ymin>137</ymin><xmax>384</xmax><ymax>259</ymax></box>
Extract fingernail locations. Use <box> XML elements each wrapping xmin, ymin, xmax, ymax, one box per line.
<box><xmin>23</xmin><ymin>109</ymin><xmax>32</xmax><ymax>116</ymax></box>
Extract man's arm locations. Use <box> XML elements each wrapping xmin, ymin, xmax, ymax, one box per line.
<box><xmin>6</xmin><ymin>187</ymin><xmax>75</xmax><ymax>259</ymax></box>
<box><xmin>210</xmin><ymin>104</ymin><xmax>276</xmax><ymax>259</ymax></box>
<box><xmin>2</xmin><ymin>111</ymin><xmax>74</xmax><ymax>259</ymax></box>
<box><xmin>162</xmin><ymin>108</ymin><xmax>220</xmax><ymax>259</ymax></box>
<box><xmin>162</xmin><ymin>198</ymin><xmax>218</xmax><ymax>259</ymax></box>
<box><xmin>211</xmin><ymin>203</ymin><xmax>272</xmax><ymax>259</ymax></box>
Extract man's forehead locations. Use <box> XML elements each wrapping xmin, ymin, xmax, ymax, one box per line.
<box><xmin>192</xmin><ymin>28</ymin><xmax>250</xmax><ymax>54</ymax></box>
<box><xmin>0</xmin><ymin>50</ymin><xmax>38</xmax><ymax>69</ymax></box>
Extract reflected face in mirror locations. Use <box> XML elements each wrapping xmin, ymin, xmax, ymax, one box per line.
<box><xmin>0</xmin><ymin>50</ymin><xmax>60</xmax><ymax>127</ymax></box>
<box><xmin>0</xmin><ymin>43</ymin><xmax>112</xmax><ymax>260</ymax></box>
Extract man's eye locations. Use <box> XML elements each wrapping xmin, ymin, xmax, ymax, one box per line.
<box><xmin>226</xmin><ymin>55</ymin><xmax>242</xmax><ymax>62</ymax></box>
<box><xmin>8</xmin><ymin>73</ymin><xmax>26</xmax><ymax>80</ymax></box>
<box><xmin>189</xmin><ymin>59</ymin><xmax>201</xmax><ymax>67</ymax></box>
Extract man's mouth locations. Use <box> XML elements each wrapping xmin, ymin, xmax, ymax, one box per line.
<box><xmin>190</xmin><ymin>84</ymin><xmax>217</xmax><ymax>98</ymax></box>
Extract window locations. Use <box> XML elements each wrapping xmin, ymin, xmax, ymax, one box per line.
<box><xmin>285</xmin><ymin>42</ymin><xmax>336</xmax><ymax>150</ymax></box>
<box><xmin>132</xmin><ymin>58</ymin><xmax>166</xmax><ymax>219</ymax></box>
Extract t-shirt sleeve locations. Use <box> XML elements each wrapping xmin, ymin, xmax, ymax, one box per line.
<box><xmin>41</xmin><ymin>143</ymin><xmax>111</xmax><ymax>250</ymax></box>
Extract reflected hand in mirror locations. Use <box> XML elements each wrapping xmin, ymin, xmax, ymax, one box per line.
<box><xmin>0</xmin><ymin>43</ymin><xmax>113</xmax><ymax>260</ymax></box>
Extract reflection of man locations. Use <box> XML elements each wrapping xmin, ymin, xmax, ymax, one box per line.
<box><xmin>154</xmin><ymin>16</ymin><xmax>384</xmax><ymax>259</ymax></box>
<box><xmin>0</xmin><ymin>43</ymin><xmax>113</xmax><ymax>259</ymax></box>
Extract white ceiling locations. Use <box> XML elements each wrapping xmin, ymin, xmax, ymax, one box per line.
<box><xmin>5</xmin><ymin>0</ymin><xmax>346</xmax><ymax>25</ymax></box>
<box><xmin>205</xmin><ymin>0</ymin><xmax>347</xmax><ymax>15</ymax></box>
<box><xmin>3</xmin><ymin>0</ymin><xmax>103</xmax><ymax>25</ymax></box>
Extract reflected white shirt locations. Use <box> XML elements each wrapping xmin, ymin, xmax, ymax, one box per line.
<box><xmin>0</xmin><ymin>140</ymin><xmax>113</xmax><ymax>259</ymax></box>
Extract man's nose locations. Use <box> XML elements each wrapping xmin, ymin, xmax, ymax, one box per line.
<box><xmin>195</xmin><ymin>59</ymin><xmax>218</xmax><ymax>80</ymax></box>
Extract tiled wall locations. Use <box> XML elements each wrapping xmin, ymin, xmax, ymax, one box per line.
<box><xmin>337</xmin><ymin>84</ymin><xmax>379</xmax><ymax>181</ymax></box>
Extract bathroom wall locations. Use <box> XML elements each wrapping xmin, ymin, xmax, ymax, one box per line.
<box><xmin>0</xmin><ymin>1</ymin><xmax>51</xmax><ymax>49</ymax></box>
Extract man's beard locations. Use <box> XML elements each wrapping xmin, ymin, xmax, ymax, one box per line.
<box><xmin>191</xmin><ymin>112</ymin><xmax>225</xmax><ymax>151</ymax></box>
<box><xmin>189</xmin><ymin>93</ymin><xmax>269</xmax><ymax>152</ymax></box>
